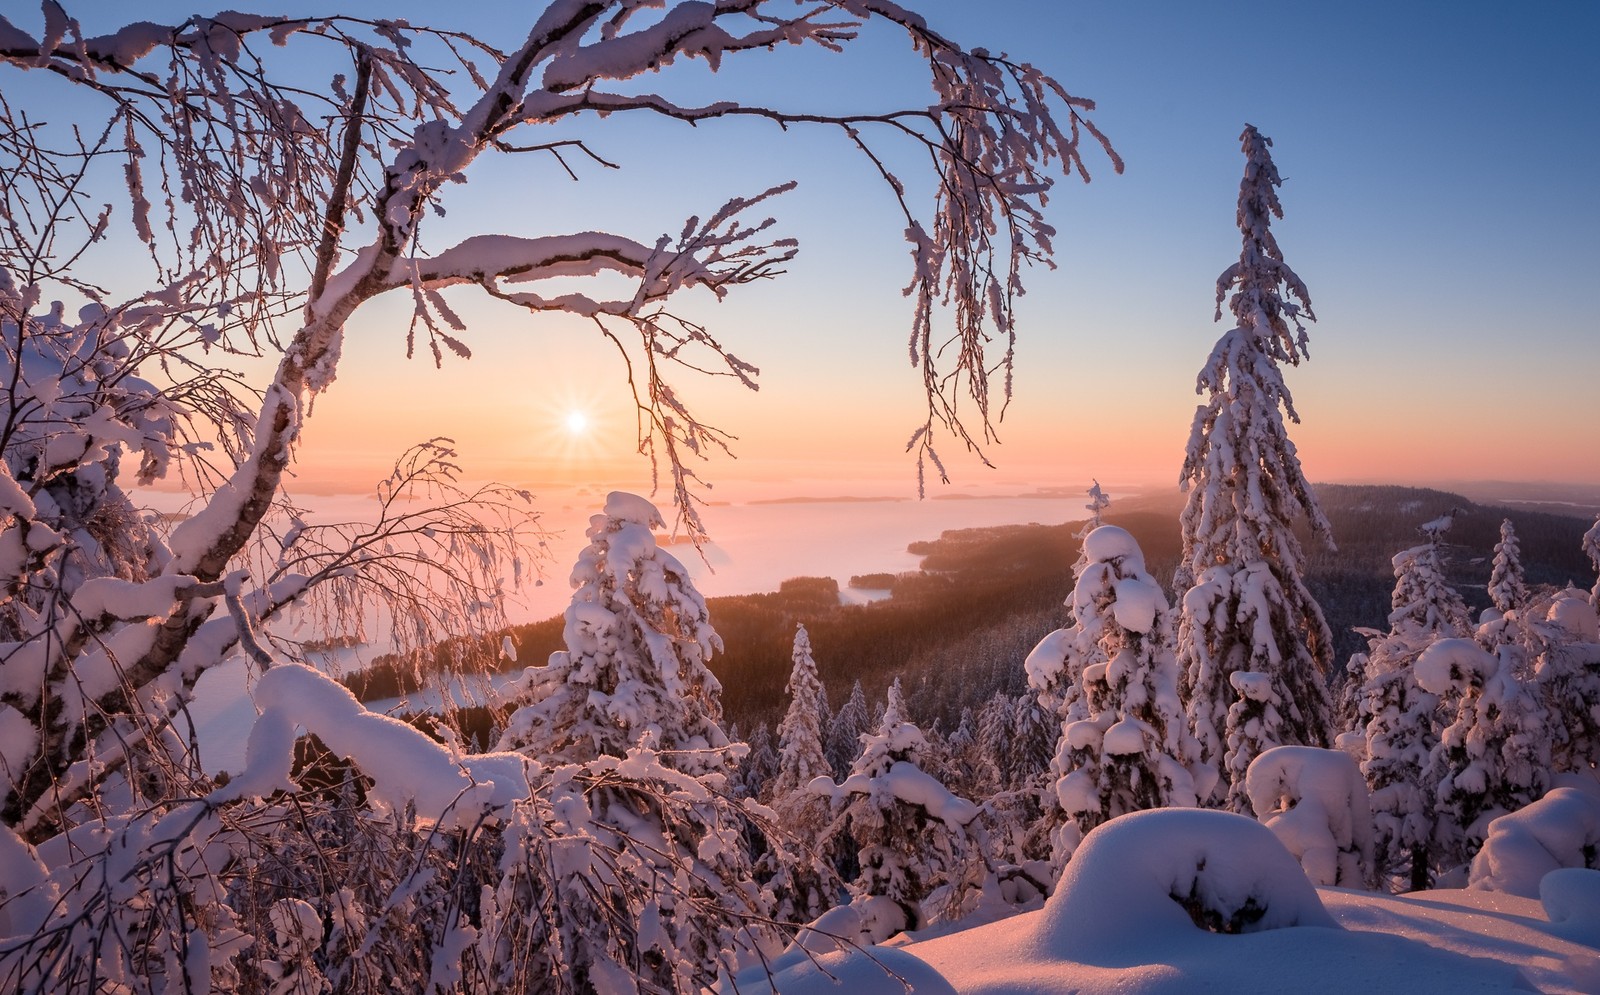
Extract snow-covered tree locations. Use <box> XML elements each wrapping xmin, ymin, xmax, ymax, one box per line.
<box><xmin>1487</xmin><ymin>518</ymin><xmax>1529</xmax><ymax>615</ymax></box>
<box><xmin>497</xmin><ymin>492</ymin><xmax>733</xmax><ymax>777</ymax></box>
<box><xmin>1051</xmin><ymin>526</ymin><xmax>1203</xmax><ymax>864</ymax></box>
<box><xmin>1528</xmin><ymin>587</ymin><xmax>1600</xmax><ymax>774</ymax></box>
<box><xmin>818</xmin><ymin>677</ymin><xmax>981</xmax><ymax>939</ymax></box>
<box><xmin>739</xmin><ymin>722</ymin><xmax>779</xmax><ymax>799</ymax></box>
<box><xmin>1175</xmin><ymin>126</ymin><xmax>1337</xmax><ymax>794</ymax></box>
<box><xmin>827</xmin><ymin>679</ymin><xmax>873</xmax><ymax>779</ymax></box>
<box><xmin>771</xmin><ymin>625</ymin><xmax>832</xmax><ymax>804</ymax></box>
<box><xmin>1413</xmin><ymin>638</ymin><xmax>1550</xmax><ymax>871</ymax></box>
<box><xmin>1354</xmin><ymin>516</ymin><xmax>1472</xmax><ymax>891</ymax></box>
<box><xmin>1223</xmin><ymin>671</ymin><xmax>1286</xmax><ymax>813</ymax></box>
<box><xmin>1389</xmin><ymin>511</ymin><xmax>1470</xmax><ymax>636</ymax></box>
<box><xmin>761</xmin><ymin>624</ymin><xmax>840</xmax><ymax>923</ymax></box>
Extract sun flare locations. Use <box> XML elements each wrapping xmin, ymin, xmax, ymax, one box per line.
<box><xmin>563</xmin><ymin>410</ymin><xmax>590</xmax><ymax>436</ymax></box>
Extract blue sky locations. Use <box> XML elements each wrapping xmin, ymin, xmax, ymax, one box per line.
<box><xmin>21</xmin><ymin>1</ymin><xmax>1600</xmax><ymax>494</ymax></box>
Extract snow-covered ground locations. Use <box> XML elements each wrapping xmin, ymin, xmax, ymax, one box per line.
<box><xmin>735</xmin><ymin>809</ymin><xmax>1600</xmax><ymax>994</ymax></box>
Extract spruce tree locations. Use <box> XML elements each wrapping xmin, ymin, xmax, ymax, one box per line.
<box><xmin>827</xmin><ymin>679</ymin><xmax>872</xmax><ymax>778</ymax></box>
<box><xmin>1355</xmin><ymin>514</ymin><xmax>1470</xmax><ymax>890</ymax></box>
<box><xmin>1175</xmin><ymin>126</ymin><xmax>1336</xmax><ymax>798</ymax></box>
<box><xmin>1415</xmin><ymin>638</ymin><xmax>1550</xmax><ymax>872</ymax></box>
<box><xmin>496</xmin><ymin>492</ymin><xmax>732</xmax><ymax>776</ymax></box>
<box><xmin>1487</xmin><ymin>518</ymin><xmax>1529</xmax><ymax>615</ymax></box>
<box><xmin>825</xmin><ymin>677</ymin><xmax>980</xmax><ymax>938</ymax></box>
<box><xmin>761</xmin><ymin>625</ymin><xmax>839</xmax><ymax>923</ymax></box>
<box><xmin>1051</xmin><ymin>527</ymin><xmax>1203</xmax><ymax>862</ymax></box>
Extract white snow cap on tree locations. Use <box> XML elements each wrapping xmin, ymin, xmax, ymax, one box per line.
<box><xmin>497</xmin><ymin>492</ymin><xmax>732</xmax><ymax>776</ymax></box>
<box><xmin>1174</xmin><ymin>125</ymin><xmax>1336</xmax><ymax>795</ymax></box>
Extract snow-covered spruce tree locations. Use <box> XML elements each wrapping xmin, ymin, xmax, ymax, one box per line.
<box><xmin>972</xmin><ymin>691</ymin><xmax>1056</xmax><ymax>871</ymax></box>
<box><xmin>497</xmin><ymin>492</ymin><xmax>732</xmax><ymax>776</ymax></box>
<box><xmin>762</xmin><ymin>624</ymin><xmax>841</xmax><ymax>924</ymax></box>
<box><xmin>1354</xmin><ymin>514</ymin><xmax>1470</xmax><ymax>891</ymax></box>
<box><xmin>739</xmin><ymin>722</ymin><xmax>779</xmax><ymax>800</ymax></box>
<box><xmin>1487</xmin><ymin>518</ymin><xmax>1529</xmax><ymax>616</ymax></box>
<box><xmin>1528</xmin><ymin>587</ymin><xmax>1600</xmax><ymax>775</ymax></box>
<box><xmin>1244</xmin><ymin>745</ymin><xmax>1375</xmax><ymax>889</ymax></box>
<box><xmin>818</xmin><ymin>677</ymin><xmax>981</xmax><ymax>939</ymax></box>
<box><xmin>1051</xmin><ymin>526</ymin><xmax>1203</xmax><ymax>864</ymax></box>
<box><xmin>827</xmin><ymin>679</ymin><xmax>873</xmax><ymax>779</ymax></box>
<box><xmin>1175</xmin><ymin>126</ymin><xmax>1336</xmax><ymax>798</ymax></box>
<box><xmin>1413</xmin><ymin>638</ymin><xmax>1550</xmax><ymax>873</ymax></box>
<box><xmin>1222</xmin><ymin>671</ymin><xmax>1286</xmax><ymax>813</ymax></box>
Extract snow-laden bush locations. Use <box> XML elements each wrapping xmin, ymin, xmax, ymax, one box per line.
<box><xmin>1245</xmin><ymin>745</ymin><xmax>1374</xmax><ymax>889</ymax></box>
<box><xmin>1469</xmin><ymin>787</ymin><xmax>1600</xmax><ymax>899</ymax></box>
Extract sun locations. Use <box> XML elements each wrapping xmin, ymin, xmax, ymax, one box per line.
<box><xmin>563</xmin><ymin>410</ymin><xmax>590</xmax><ymax>436</ymax></box>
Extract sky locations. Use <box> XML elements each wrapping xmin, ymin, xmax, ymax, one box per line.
<box><xmin>20</xmin><ymin>1</ymin><xmax>1600</xmax><ymax>504</ymax></box>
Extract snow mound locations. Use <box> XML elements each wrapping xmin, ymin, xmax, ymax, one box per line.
<box><xmin>1471</xmin><ymin>787</ymin><xmax>1600</xmax><ymax>898</ymax></box>
<box><xmin>1542</xmin><ymin>868</ymin><xmax>1600</xmax><ymax>948</ymax></box>
<box><xmin>1041</xmin><ymin>808</ymin><xmax>1335</xmax><ymax>953</ymax></box>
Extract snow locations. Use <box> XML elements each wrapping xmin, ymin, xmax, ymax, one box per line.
<box><xmin>735</xmin><ymin>807</ymin><xmax>1572</xmax><ymax>993</ymax></box>
<box><xmin>225</xmin><ymin>662</ymin><xmax>536</xmax><ymax>825</ymax></box>
<box><xmin>1081</xmin><ymin>524</ymin><xmax>1144</xmax><ymax>568</ymax></box>
<box><xmin>1413</xmin><ymin>637</ymin><xmax>1498</xmax><ymax>695</ymax></box>
<box><xmin>1101</xmin><ymin>718</ymin><xmax>1148</xmax><ymax>756</ymax></box>
<box><xmin>1110</xmin><ymin>574</ymin><xmax>1163</xmax><ymax>633</ymax></box>
<box><xmin>1245</xmin><ymin>746</ymin><xmax>1373</xmax><ymax>887</ymax></box>
<box><xmin>1470</xmin><ymin>787</ymin><xmax>1600</xmax><ymax>898</ymax></box>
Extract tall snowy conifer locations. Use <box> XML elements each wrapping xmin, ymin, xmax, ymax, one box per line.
<box><xmin>1487</xmin><ymin>518</ymin><xmax>1529</xmax><ymax>615</ymax></box>
<box><xmin>761</xmin><ymin>626</ymin><xmax>841</xmax><ymax>923</ymax></box>
<box><xmin>497</xmin><ymin>492</ymin><xmax>732</xmax><ymax>776</ymax></box>
<box><xmin>771</xmin><ymin>625</ymin><xmax>833</xmax><ymax>803</ymax></box>
<box><xmin>1050</xmin><ymin>527</ymin><xmax>1203</xmax><ymax>864</ymax></box>
<box><xmin>1175</xmin><ymin>126</ymin><xmax>1337</xmax><ymax>794</ymax></box>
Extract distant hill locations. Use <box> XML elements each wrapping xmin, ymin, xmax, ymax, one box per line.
<box><xmin>345</xmin><ymin>483</ymin><xmax>1599</xmax><ymax>742</ymax></box>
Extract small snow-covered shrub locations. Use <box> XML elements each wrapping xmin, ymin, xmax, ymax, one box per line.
<box><xmin>1246</xmin><ymin>745</ymin><xmax>1374</xmax><ymax>889</ymax></box>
